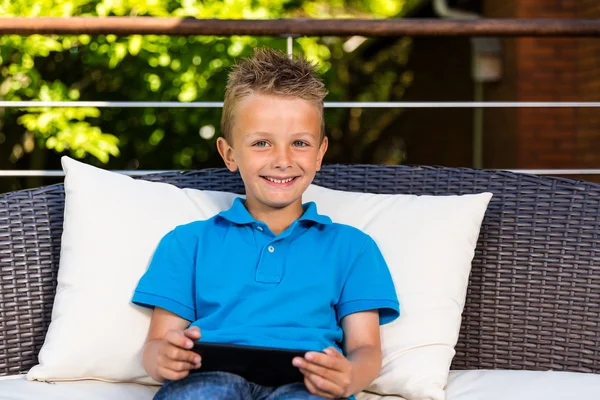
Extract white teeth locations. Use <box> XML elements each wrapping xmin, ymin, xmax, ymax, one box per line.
<box><xmin>265</xmin><ymin>177</ymin><xmax>294</xmax><ymax>184</ymax></box>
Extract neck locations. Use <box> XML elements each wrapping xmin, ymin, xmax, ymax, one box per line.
<box><xmin>245</xmin><ymin>199</ymin><xmax>304</xmax><ymax>235</ymax></box>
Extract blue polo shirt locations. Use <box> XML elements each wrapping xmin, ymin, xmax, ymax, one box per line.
<box><xmin>133</xmin><ymin>198</ymin><xmax>399</xmax><ymax>354</ymax></box>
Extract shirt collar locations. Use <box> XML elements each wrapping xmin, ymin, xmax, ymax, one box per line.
<box><xmin>298</xmin><ymin>201</ymin><xmax>332</xmax><ymax>225</ymax></box>
<box><xmin>218</xmin><ymin>197</ymin><xmax>332</xmax><ymax>226</ymax></box>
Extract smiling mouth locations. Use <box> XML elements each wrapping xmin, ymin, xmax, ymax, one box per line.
<box><xmin>262</xmin><ymin>176</ymin><xmax>299</xmax><ymax>184</ymax></box>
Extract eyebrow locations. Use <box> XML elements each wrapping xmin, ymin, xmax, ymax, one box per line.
<box><xmin>291</xmin><ymin>132</ymin><xmax>315</xmax><ymax>137</ymax></box>
<box><xmin>246</xmin><ymin>131</ymin><xmax>271</xmax><ymax>136</ymax></box>
<box><xmin>245</xmin><ymin>131</ymin><xmax>316</xmax><ymax>138</ymax></box>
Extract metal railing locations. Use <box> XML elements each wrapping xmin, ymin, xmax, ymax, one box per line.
<box><xmin>1</xmin><ymin>17</ymin><xmax>599</xmax><ymax>178</ymax></box>
<box><xmin>3</xmin><ymin>101</ymin><xmax>600</xmax><ymax>109</ymax></box>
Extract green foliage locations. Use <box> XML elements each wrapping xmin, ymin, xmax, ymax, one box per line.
<box><xmin>0</xmin><ymin>0</ymin><xmax>419</xmax><ymax>171</ymax></box>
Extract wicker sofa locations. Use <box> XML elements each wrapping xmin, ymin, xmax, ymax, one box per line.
<box><xmin>0</xmin><ymin>164</ymin><xmax>599</xmax><ymax>399</ymax></box>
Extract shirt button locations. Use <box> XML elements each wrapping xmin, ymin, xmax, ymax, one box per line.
<box><xmin>268</xmin><ymin>245</ymin><xmax>275</xmax><ymax>253</ymax></box>
<box><xmin>256</xmin><ymin>226</ymin><xmax>263</xmax><ymax>232</ymax></box>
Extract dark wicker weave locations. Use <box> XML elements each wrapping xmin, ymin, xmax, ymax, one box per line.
<box><xmin>0</xmin><ymin>165</ymin><xmax>599</xmax><ymax>376</ymax></box>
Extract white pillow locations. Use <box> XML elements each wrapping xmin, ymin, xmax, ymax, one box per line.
<box><xmin>27</xmin><ymin>157</ymin><xmax>239</xmax><ymax>384</ymax></box>
<box><xmin>303</xmin><ymin>186</ymin><xmax>492</xmax><ymax>400</ymax></box>
<box><xmin>27</xmin><ymin>157</ymin><xmax>492</xmax><ymax>400</ymax></box>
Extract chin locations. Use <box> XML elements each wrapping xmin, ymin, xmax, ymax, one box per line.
<box><xmin>265</xmin><ymin>200</ymin><xmax>297</xmax><ymax>209</ymax></box>
<box><xmin>261</xmin><ymin>197</ymin><xmax>301</xmax><ymax>209</ymax></box>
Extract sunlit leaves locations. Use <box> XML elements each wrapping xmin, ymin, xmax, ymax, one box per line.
<box><xmin>2</xmin><ymin>0</ymin><xmax>418</xmax><ymax>167</ymax></box>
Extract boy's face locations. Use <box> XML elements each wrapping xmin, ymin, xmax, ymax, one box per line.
<box><xmin>217</xmin><ymin>93</ymin><xmax>327</xmax><ymax>213</ymax></box>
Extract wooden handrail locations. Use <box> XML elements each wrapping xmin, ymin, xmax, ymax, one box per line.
<box><xmin>0</xmin><ymin>17</ymin><xmax>599</xmax><ymax>37</ymax></box>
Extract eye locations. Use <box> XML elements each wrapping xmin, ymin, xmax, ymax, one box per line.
<box><xmin>292</xmin><ymin>140</ymin><xmax>308</xmax><ymax>147</ymax></box>
<box><xmin>253</xmin><ymin>140</ymin><xmax>269</xmax><ymax>147</ymax></box>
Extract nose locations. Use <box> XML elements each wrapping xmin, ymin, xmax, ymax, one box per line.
<box><xmin>273</xmin><ymin>144</ymin><xmax>292</xmax><ymax>170</ymax></box>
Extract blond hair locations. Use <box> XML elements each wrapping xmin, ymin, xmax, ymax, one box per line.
<box><xmin>221</xmin><ymin>48</ymin><xmax>328</xmax><ymax>144</ymax></box>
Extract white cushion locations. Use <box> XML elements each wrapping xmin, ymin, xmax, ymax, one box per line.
<box><xmin>356</xmin><ymin>370</ymin><xmax>600</xmax><ymax>400</ymax></box>
<box><xmin>446</xmin><ymin>369</ymin><xmax>600</xmax><ymax>400</ymax></box>
<box><xmin>0</xmin><ymin>375</ymin><xmax>157</xmax><ymax>400</ymax></box>
<box><xmin>356</xmin><ymin>393</ymin><xmax>407</xmax><ymax>400</ymax></box>
<box><xmin>10</xmin><ymin>370</ymin><xmax>600</xmax><ymax>400</ymax></box>
<box><xmin>28</xmin><ymin>157</ymin><xmax>492</xmax><ymax>400</ymax></box>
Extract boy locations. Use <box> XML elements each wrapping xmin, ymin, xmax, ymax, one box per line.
<box><xmin>132</xmin><ymin>48</ymin><xmax>399</xmax><ymax>399</ymax></box>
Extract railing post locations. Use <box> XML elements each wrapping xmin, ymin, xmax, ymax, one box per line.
<box><xmin>287</xmin><ymin>36</ymin><xmax>293</xmax><ymax>57</ymax></box>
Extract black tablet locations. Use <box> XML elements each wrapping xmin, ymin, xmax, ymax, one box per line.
<box><xmin>192</xmin><ymin>341</ymin><xmax>309</xmax><ymax>387</ymax></box>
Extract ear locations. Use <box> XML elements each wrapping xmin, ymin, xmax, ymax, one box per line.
<box><xmin>315</xmin><ymin>136</ymin><xmax>328</xmax><ymax>171</ymax></box>
<box><xmin>217</xmin><ymin>137</ymin><xmax>238</xmax><ymax>172</ymax></box>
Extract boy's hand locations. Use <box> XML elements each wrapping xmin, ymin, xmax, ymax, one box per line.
<box><xmin>153</xmin><ymin>326</ymin><xmax>202</xmax><ymax>381</ymax></box>
<box><xmin>293</xmin><ymin>347</ymin><xmax>353</xmax><ymax>399</ymax></box>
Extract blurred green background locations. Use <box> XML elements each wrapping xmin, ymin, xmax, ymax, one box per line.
<box><xmin>0</xmin><ymin>0</ymin><xmax>423</xmax><ymax>192</ymax></box>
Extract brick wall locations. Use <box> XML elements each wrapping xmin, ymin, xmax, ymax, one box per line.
<box><xmin>515</xmin><ymin>0</ymin><xmax>579</xmax><ymax>168</ymax></box>
<box><xmin>576</xmin><ymin>1</ymin><xmax>600</xmax><ymax>167</ymax></box>
<box><xmin>481</xmin><ymin>0</ymin><xmax>518</xmax><ymax>169</ymax></box>
<box><xmin>483</xmin><ymin>0</ymin><xmax>600</xmax><ymax>173</ymax></box>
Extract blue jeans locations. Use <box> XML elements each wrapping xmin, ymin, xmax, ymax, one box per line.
<box><xmin>153</xmin><ymin>371</ymin><xmax>343</xmax><ymax>399</ymax></box>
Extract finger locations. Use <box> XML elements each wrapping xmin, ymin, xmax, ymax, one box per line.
<box><xmin>165</xmin><ymin>330</ymin><xmax>194</xmax><ymax>349</ymax></box>
<box><xmin>157</xmin><ymin>354</ymin><xmax>196</xmax><ymax>371</ymax></box>
<box><xmin>323</xmin><ymin>347</ymin><xmax>343</xmax><ymax>358</ymax></box>
<box><xmin>295</xmin><ymin>358</ymin><xmax>343</xmax><ymax>382</ymax></box>
<box><xmin>307</xmin><ymin>370</ymin><xmax>343</xmax><ymax>395</ymax></box>
<box><xmin>161</xmin><ymin>357</ymin><xmax>197</xmax><ymax>373</ymax></box>
<box><xmin>160</xmin><ymin>347</ymin><xmax>202</xmax><ymax>371</ymax></box>
<box><xmin>184</xmin><ymin>326</ymin><xmax>201</xmax><ymax>340</ymax></box>
<box><xmin>304</xmin><ymin>374</ymin><xmax>338</xmax><ymax>399</ymax></box>
<box><xmin>305</xmin><ymin>351</ymin><xmax>340</xmax><ymax>371</ymax></box>
<box><xmin>158</xmin><ymin>366</ymin><xmax>190</xmax><ymax>381</ymax></box>
<box><xmin>304</xmin><ymin>377</ymin><xmax>333</xmax><ymax>399</ymax></box>
<box><xmin>180</xmin><ymin>349</ymin><xmax>201</xmax><ymax>368</ymax></box>
<box><xmin>160</xmin><ymin>345</ymin><xmax>201</xmax><ymax>366</ymax></box>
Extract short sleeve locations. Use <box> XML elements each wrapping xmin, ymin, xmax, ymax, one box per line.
<box><xmin>336</xmin><ymin>236</ymin><xmax>399</xmax><ymax>325</ymax></box>
<box><xmin>132</xmin><ymin>227</ymin><xmax>196</xmax><ymax>322</ymax></box>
